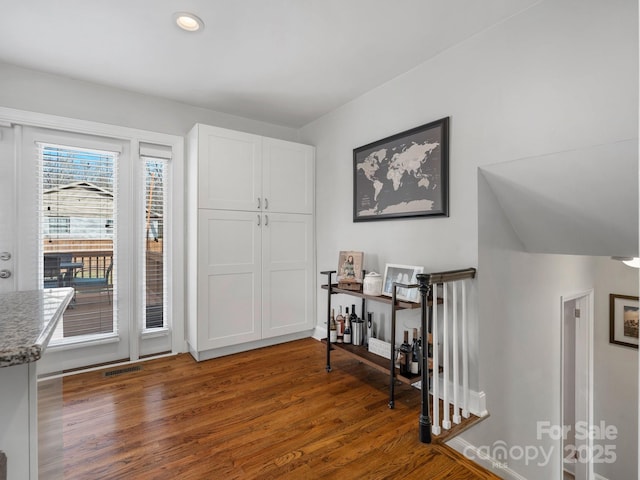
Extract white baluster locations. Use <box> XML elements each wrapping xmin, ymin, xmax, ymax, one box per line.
<box><xmin>442</xmin><ymin>282</ymin><xmax>451</xmax><ymax>430</ymax></box>
<box><xmin>462</xmin><ymin>279</ymin><xmax>470</xmax><ymax>418</ymax></box>
<box><xmin>432</xmin><ymin>282</ymin><xmax>441</xmax><ymax>436</ymax></box>
<box><xmin>452</xmin><ymin>281</ymin><xmax>461</xmax><ymax>425</ymax></box>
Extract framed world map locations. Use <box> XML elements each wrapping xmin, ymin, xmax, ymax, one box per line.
<box><xmin>353</xmin><ymin>117</ymin><xmax>449</xmax><ymax>222</ymax></box>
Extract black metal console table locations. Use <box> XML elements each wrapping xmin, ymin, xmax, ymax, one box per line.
<box><xmin>320</xmin><ymin>270</ymin><xmax>431</xmax><ymax>410</ymax></box>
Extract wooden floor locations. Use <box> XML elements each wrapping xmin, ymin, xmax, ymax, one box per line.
<box><xmin>55</xmin><ymin>338</ymin><xmax>499</xmax><ymax>479</ymax></box>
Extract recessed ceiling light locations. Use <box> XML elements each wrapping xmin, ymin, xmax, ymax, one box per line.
<box><xmin>173</xmin><ymin>12</ymin><xmax>204</xmax><ymax>32</ymax></box>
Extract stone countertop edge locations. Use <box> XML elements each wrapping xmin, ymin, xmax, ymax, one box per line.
<box><xmin>0</xmin><ymin>288</ymin><xmax>74</xmax><ymax>368</ymax></box>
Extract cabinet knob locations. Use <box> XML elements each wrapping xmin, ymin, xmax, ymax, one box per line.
<box><xmin>0</xmin><ymin>252</ymin><xmax>10</xmax><ymax>261</ymax></box>
<box><xmin>0</xmin><ymin>269</ymin><xmax>11</xmax><ymax>279</ymax></box>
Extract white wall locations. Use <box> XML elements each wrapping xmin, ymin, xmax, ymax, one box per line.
<box><xmin>299</xmin><ymin>0</ymin><xmax>637</xmax><ymax>333</ymax></box>
<box><xmin>592</xmin><ymin>257</ymin><xmax>638</xmax><ymax>480</ymax></box>
<box><xmin>472</xmin><ymin>187</ymin><xmax>639</xmax><ymax>480</ymax></box>
<box><xmin>0</xmin><ymin>62</ymin><xmax>299</xmax><ymax>141</ymax></box>
<box><xmin>472</xmin><ymin>172</ymin><xmax>598</xmax><ymax>479</ymax></box>
<box><xmin>298</xmin><ymin>0</ymin><xmax>637</xmax><ymax>478</ymax></box>
<box><xmin>298</xmin><ymin>0</ymin><xmax>637</xmax><ymax>260</ymax></box>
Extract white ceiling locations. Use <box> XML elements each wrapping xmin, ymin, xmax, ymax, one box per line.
<box><xmin>480</xmin><ymin>140</ymin><xmax>639</xmax><ymax>258</ymax></box>
<box><xmin>0</xmin><ymin>0</ymin><xmax>540</xmax><ymax>127</ymax></box>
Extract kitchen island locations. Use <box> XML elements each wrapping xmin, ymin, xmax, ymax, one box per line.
<box><xmin>0</xmin><ymin>288</ymin><xmax>73</xmax><ymax>480</ymax></box>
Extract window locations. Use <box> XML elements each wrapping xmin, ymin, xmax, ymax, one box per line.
<box><xmin>48</xmin><ymin>217</ymin><xmax>70</xmax><ymax>234</ymax></box>
<box><xmin>38</xmin><ymin>142</ymin><xmax>118</xmax><ymax>341</ymax></box>
<box><xmin>140</xmin><ymin>143</ymin><xmax>171</xmax><ymax>331</ymax></box>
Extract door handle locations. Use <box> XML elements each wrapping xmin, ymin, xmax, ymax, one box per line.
<box><xmin>264</xmin><ymin>198</ymin><xmax>269</xmax><ymax>210</ymax></box>
<box><xmin>265</xmin><ymin>215</ymin><xmax>269</xmax><ymax>226</ymax></box>
<box><xmin>257</xmin><ymin>197</ymin><xmax>261</xmax><ymax>209</ymax></box>
<box><xmin>257</xmin><ymin>214</ymin><xmax>261</xmax><ymax>226</ymax></box>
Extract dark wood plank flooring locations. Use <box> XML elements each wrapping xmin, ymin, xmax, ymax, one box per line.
<box><xmin>56</xmin><ymin>338</ymin><xmax>498</xmax><ymax>479</ymax></box>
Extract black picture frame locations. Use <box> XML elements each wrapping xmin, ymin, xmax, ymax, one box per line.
<box><xmin>610</xmin><ymin>293</ymin><xmax>639</xmax><ymax>349</ymax></box>
<box><xmin>353</xmin><ymin>117</ymin><xmax>449</xmax><ymax>222</ymax></box>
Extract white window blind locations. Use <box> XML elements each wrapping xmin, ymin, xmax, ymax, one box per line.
<box><xmin>38</xmin><ymin>142</ymin><xmax>118</xmax><ymax>341</ymax></box>
<box><xmin>141</xmin><ymin>143</ymin><xmax>170</xmax><ymax>331</ymax></box>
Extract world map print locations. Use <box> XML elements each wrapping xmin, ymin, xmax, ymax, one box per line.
<box><xmin>354</xmin><ymin>123</ymin><xmax>446</xmax><ymax>220</ymax></box>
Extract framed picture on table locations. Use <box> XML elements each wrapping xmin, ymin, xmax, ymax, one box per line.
<box><xmin>382</xmin><ymin>263</ymin><xmax>424</xmax><ymax>303</ymax></box>
<box><xmin>337</xmin><ymin>251</ymin><xmax>364</xmax><ymax>284</ymax></box>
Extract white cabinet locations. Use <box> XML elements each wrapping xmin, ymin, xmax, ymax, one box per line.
<box><xmin>195</xmin><ymin>124</ymin><xmax>314</xmax><ymax>214</ymax></box>
<box><xmin>196</xmin><ymin>127</ymin><xmax>262</xmax><ymax>211</ymax></box>
<box><xmin>262</xmin><ymin>137</ymin><xmax>314</xmax><ymax>214</ymax></box>
<box><xmin>196</xmin><ymin>210</ymin><xmax>262</xmax><ymax>350</ymax></box>
<box><xmin>187</xmin><ymin>124</ymin><xmax>315</xmax><ymax>359</ymax></box>
<box><xmin>261</xmin><ymin>213</ymin><xmax>313</xmax><ymax>338</ymax></box>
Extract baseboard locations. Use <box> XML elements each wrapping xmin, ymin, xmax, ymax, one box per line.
<box><xmin>448</xmin><ymin>432</ymin><xmax>612</xmax><ymax>480</ymax></box>
<box><xmin>412</xmin><ymin>375</ymin><xmax>487</xmax><ymax>418</ymax></box>
<box><xmin>434</xmin><ymin>375</ymin><xmax>488</xmax><ymax>418</ymax></box>
<box><xmin>189</xmin><ymin>330</ymin><xmax>314</xmax><ymax>361</ymax></box>
<box><xmin>312</xmin><ymin>325</ymin><xmax>326</xmax><ymax>341</ymax></box>
<box><xmin>446</xmin><ymin>437</ymin><xmax>529</xmax><ymax>480</ymax></box>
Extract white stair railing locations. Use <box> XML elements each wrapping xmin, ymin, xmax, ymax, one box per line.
<box><xmin>416</xmin><ymin>268</ymin><xmax>476</xmax><ymax>443</ymax></box>
<box><xmin>431</xmin><ymin>283</ymin><xmax>441</xmax><ymax>436</ymax></box>
<box><xmin>441</xmin><ymin>282</ymin><xmax>451</xmax><ymax>430</ymax></box>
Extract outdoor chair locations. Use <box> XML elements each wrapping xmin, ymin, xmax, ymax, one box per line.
<box><xmin>43</xmin><ymin>255</ymin><xmax>61</xmax><ymax>288</ymax></box>
<box><xmin>72</xmin><ymin>262</ymin><xmax>113</xmax><ymax>304</ymax></box>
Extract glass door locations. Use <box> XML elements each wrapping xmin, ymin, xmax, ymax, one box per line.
<box><xmin>20</xmin><ymin>126</ymin><xmax>131</xmax><ymax>373</ymax></box>
<box><xmin>0</xmin><ymin>124</ymin><xmax>16</xmax><ymax>293</ymax></box>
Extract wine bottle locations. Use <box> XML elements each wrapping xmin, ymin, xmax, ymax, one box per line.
<box><xmin>410</xmin><ymin>328</ymin><xmax>420</xmax><ymax>375</ymax></box>
<box><xmin>349</xmin><ymin>304</ymin><xmax>358</xmax><ymax>344</ymax></box>
<box><xmin>343</xmin><ymin>307</ymin><xmax>352</xmax><ymax>344</ymax></box>
<box><xmin>329</xmin><ymin>308</ymin><xmax>338</xmax><ymax>343</ymax></box>
<box><xmin>349</xmin><ymin>304</ymin><xmax>357</xmax><ymax>324</ymax></box>
<box><xmin>336</xmin><ymin>306</ymin><xmax>345</xmax><ymax>343</ymax></box>
<box><xmin>399</xmin><ymin>330</ymin><xmax>411</xmax><ymax>376</ymax></box>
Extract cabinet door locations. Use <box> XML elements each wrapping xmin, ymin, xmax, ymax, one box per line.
<box><xmin>262</xmin><ymin>138</ymin><xmax>314</xmax><ymax>214</ymax></box>
<box><xmin>197</xmin><ymin>125</ymin><xmax>262</xmax><ymax>211</ymax></box>
<box><xmin>197</xmin><ymin>210</ymin><xmax>262</xmax><ymax>350</ymax></box>
<box><xmin>261</xmin><ymin>213</ymin><xmax>314</xmax><ymax>338</ymax></box>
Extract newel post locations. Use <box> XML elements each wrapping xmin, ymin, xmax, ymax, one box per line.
<box><xmin>416</xmin><ymin>273</ymin><xmax>432</xmax><ymax>444</ymax></box>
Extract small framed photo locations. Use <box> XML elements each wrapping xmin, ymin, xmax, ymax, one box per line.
<box><xmin>610</xmin><ymin>293</ymin><xmax>639</xmax><ymax>349</ymax></box>
<box><xmin>337</xmin><ymin>251</ymin><xmax>364</xmax><ymax>284</ymax></box>
<box><xmin>382</xmin><ymin>263</ymin><xmax>424</xmax><ymax>302</ymax></box>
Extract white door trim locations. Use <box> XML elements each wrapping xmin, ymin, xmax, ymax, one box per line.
<box><xmin>561</xmin><ymin>289</ymin><xmax>595</xmax><ymax>480</ymax></box>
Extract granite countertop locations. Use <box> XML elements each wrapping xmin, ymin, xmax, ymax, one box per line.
<box><xmin>0</xmin><ymin>288</ymin><xmax>74</xmax><ymax>367</ymax></box>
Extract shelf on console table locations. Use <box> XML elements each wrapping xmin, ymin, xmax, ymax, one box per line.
<box><xmin>322</xmin><ymin>340</ymin><xmax>422</xmax><ymax>386</ymax></box>
<box><xmin>321</xmin><ymin>284</ymin><xmax>441</xmax><ymax>308</ymax></box>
